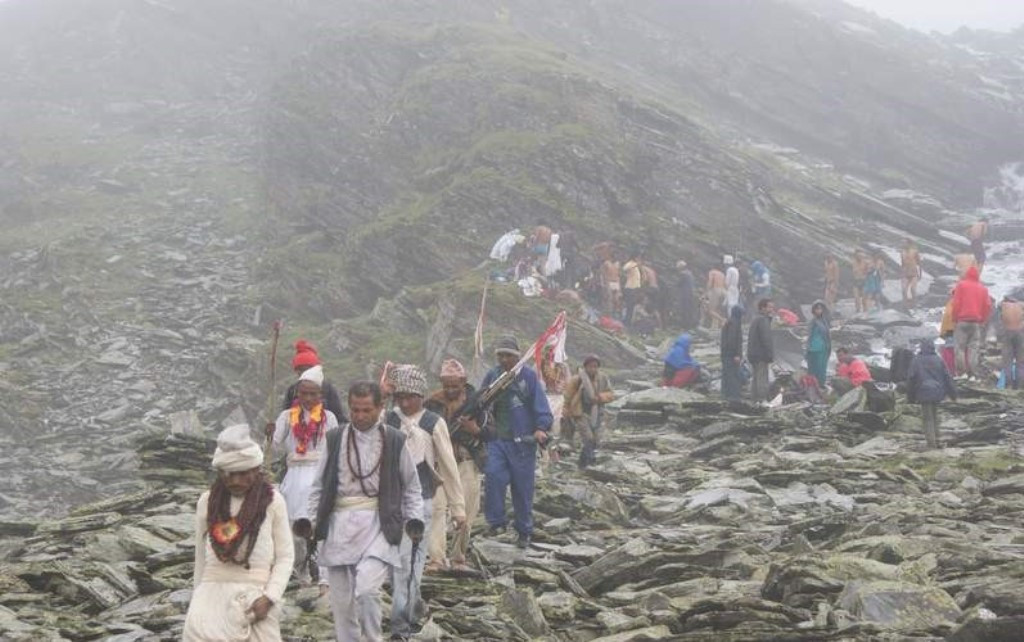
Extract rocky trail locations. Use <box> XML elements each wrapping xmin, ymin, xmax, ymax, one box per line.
<box><xmin>1</xmin><ymin>1</ymin><xmax>1023</xmax><ymax>640</ymax></box>
<box><xmin>3</xmin><ymin>355</ymin><xmax>1024</xmax><ymax>640</ymax></box>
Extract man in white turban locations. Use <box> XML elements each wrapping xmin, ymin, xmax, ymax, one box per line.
<box><xmin>184</xmin><ymin>424</ymin><xmax>294</xmax><ymax>642</ymax></box>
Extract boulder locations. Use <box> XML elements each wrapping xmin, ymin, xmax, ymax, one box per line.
<box><xmin>982</xmin><ymin>474</ymin><xmax>1024</xmax><ymax>496</ymax></box>
<box><xmin>831</xmin><ymin>387</ymin><xmax>866</xmax><ymax>414</ymax></box>
<box><xmin>947</xmin><ymin>615</ymin><xmax>1024</xmax><ymax>642</ymax></box>
<box><xmin>573</xmin><ymin>538</ymin><xmax>655</xmax><ymax>594</ymax></box>
<box><xmin>534</xmin><ymin>483</ymin><xmax>628</xmax><ymax>525</ymax></box>
<box><xmin>536</xmin><ymin>590</ymin><xmax>577</xmax><ymax>623</ymax></box>
<box><xmin>37</xmin><ymin>512</ymin><xmax>123</xmax><ymax>535</ymax></box>
<box><xmin>608</xmin><ymin>388</ymin><xmax>707</xmax><ymax>412</ymax></box>
<box><xmin>587</xmin><ymin>625</ymin><xmax>672</xmax><ymax>641</ymax></box>
<box><xmin>497</xmin><ymin>588</ymin><xmax>549</xmax><ymax>636</ymax></box>
<box><xmin>836</xmin><ymin>580</ymin><xmax>960</xmax><ymax>630</ymax></box>
<box><xmin>761</xmin><ymin>558</ymin><xmax>846</xmax><ymax>608</ymax></box>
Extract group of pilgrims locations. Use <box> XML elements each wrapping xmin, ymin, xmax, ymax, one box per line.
<box><xmin>183</xmin><ymin>334</ymin><xmax>616</xmax><ymax>641</ymax></box>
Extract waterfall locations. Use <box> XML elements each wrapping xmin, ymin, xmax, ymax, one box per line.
<box><xmin>982</xmin><ymin>162</ymin><xmax>1024</xmax><ymax>215</ymax></box>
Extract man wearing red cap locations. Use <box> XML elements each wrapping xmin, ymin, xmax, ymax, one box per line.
<box><xmin>281</xmin><ymin>340</ymin><xmax>347</xmax><ymax>423</ymax></box>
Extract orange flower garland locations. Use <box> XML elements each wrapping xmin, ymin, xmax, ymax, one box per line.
<box><xmin>210</xmin><ymin>518</ymin><xmax>241</xmax><ymax>545</ymax></box>
<box><xmin>290</xmin><ymin>402</ymin><xmax>325</xmax><ymax>455</ymax></box>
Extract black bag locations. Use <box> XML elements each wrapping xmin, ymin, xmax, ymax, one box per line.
<box><xmin>889</xmin><ymin>348</ymin><xmax>914</xmax><ymax>383</ymax></box>
<box><xmin>863</xmin><ymin>381</ymin><xmax>896</xmax><ymax>413</ymax></box>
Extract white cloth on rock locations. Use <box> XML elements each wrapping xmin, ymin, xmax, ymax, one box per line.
<box><xmin>543</xmin><ymin>233</ymin><xmax>563</xmax><ymax>276</ymax></box>
<box><xmin>725</xmin><ymin>266</ymin><xmax>740</xmax><ymax>312</ymax></box>
<box><xmin>489</xmin><ymin>230</ymin><xmax>525</xmax><ymax>261</ymax></box>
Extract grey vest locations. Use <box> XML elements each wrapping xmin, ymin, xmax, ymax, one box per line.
<box><xmin>314</xmin><ymin>424</ymin><xmax>406</xmax><ymax>546</ymax></box>
<box><xmin>384</xmin><ymin>409</ymin><xmax>440</xmax><ymax>500</ymax></box>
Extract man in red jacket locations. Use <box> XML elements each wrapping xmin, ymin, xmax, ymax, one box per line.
<box><xmin>951</xmin><ymin>266</ymin><xmax>992</xmax><ymax>380</ymax></box>
<box><xmin>834</xmin><ymin>347</ymin><xmax>873</xmax><ymax>394</ymax></box>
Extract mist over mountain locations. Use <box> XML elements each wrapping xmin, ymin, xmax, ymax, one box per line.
<box><xmin>1</xmin><ymin>2</ymin><xmax>1024</xmax><ymax>638</ymax></box>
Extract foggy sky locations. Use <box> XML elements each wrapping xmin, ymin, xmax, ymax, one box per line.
<box><xmin>846</xmin><ymin>0</ymin><xmax>1024</xmax><ymax>33</ymax></box>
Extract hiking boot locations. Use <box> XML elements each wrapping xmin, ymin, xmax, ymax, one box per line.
<box><xmin>516</xmin><ymin>533</ymin><xmax>531</xmax><ymax>549</ymax></box>
<box><xmin>486</xmin><ymin>524</ymin><xmax>506</xmax><ymax>537</ymax></box>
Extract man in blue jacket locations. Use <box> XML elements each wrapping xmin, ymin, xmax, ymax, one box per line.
<box><xmin>907</xmin><ymin>340</ymin><xmax>958</xmax><ymax>449</ymax></box>
<box><xmin>483</xmin><ymin>336</ymin><xmax>553</xmax><ymax>549</ymax></box>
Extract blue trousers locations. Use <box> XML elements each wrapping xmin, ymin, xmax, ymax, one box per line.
<box><xmin>484</xmin><ymin>439</ymin><xmax>537</xmax><ymax>537</ymax></box>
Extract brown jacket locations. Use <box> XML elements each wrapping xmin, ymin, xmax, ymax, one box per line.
<box><xmin>563</xmin><ymin>372</ymin><xmax>613</xmax><ymax>419</ymax></box>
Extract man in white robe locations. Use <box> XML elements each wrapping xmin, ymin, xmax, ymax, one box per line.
<box><xmin>270</xmin><ymin>365</ymin><xmax>338</xmax><ymax>586</ymax></box>
<box><xmin>184</xmin><ymin>424</ymin><xmax>294</xmax><ymax>642</ymax></box>
<box><xmin>304</xmin><ymin>381</ymin><xmax>423</xmax><ymax>642</ymax></box>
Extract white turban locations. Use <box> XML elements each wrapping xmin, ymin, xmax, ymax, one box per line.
<box><xmin>298</xmin><ymin>364</ymin><xmax>324</xmax><ymax>387</ymax></box>
<box><xmin>211</xmin><ymin>424</ymin><xmax>264</xmax><ymax>472</ymax></box>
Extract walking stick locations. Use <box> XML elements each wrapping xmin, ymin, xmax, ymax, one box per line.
<box><xmin>263</xmin><ymin>320</ymin><xmax>283</xmax><ymax>472</ymax></box>
<box><xmin>405</xmin><ymin>519</ymin><xmax>425</xmax><ymax>625</ymax></box>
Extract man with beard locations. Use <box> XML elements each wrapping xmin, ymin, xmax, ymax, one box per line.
<box><xmin>269</xmin><ymin>365</ymin><xmax>339</xmax><ymax>586</ymax></box>
<box><xmin>483</xmin><ymin>336</ymin><xmax>553</xmax><ymax>549</ymax></box>
<box><xmin>184</xmin><ymin>424</ymin><xmax>294</xmax><ymax>641</ymax></box>
<box><xmin>424</xmin><ymin>358</ymin><xmax>494</xmax><ymax>571</ymax></box>
<box><xmin>561</xmin><ymin>355</ymin><xmax>614</xmax><ymax>468</ymax></box>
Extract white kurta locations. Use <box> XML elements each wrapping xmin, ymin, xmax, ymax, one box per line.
<box><xmin>184</xmin><ymin>490</ymin><xmax>294</xmax><ymax>642</ymax></box>
<box><xmin>307</xmin><ymin>424</ymin><xmax>423</xmax><ymax>568</ymax></box>
<box><xmin>272</xmin><ymin>407</ymin><xmax>339</xmax><ymax>522</ymax></box>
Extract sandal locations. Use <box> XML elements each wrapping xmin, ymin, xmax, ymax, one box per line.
<box><xmin>423</xmin><ymin>561</ymin><xmax>445</xmax><ymax>574</ymax></box>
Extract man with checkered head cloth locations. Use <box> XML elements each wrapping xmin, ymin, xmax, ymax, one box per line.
<box><xmin>383</xmin><ymin>365</ymin><xmax>465</xmax><ymax>638</ymax></box>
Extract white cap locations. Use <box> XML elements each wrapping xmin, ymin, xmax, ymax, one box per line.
<box><xmin>298</xmin><ymin>364</ymin><xmax>324</xmax><ymax>387</ymax></box>
<box><xmin>211</xmin><ymin>424</ymin><xmax>264</xmax><ymax>472</ymax></box>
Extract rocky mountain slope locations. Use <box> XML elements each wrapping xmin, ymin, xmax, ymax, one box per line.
<box><xmin>2</xmin><ymin>0</ymin><xmax>1024</xmax><ymax>639</ymax></box>
<box><xmin>0</xmin><ymin>0</ymin><xmax>1022</xmax><ymax>616</ymax></box>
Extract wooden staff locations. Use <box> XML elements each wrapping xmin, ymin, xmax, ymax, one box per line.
<box><xmin>263</xmin><ymin>320</ymin><xmax>282</xmax><ymax>472</ymax></box>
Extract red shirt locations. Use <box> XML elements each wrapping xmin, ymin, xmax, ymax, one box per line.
<box><xmin>951</xmin><ymin>266</ymin><xmax>992</xmax><ymax>323</ymax></box>
<box><xmin>837</xmin><ymin>359</ymin><xmax>872</xmax><ymax>387</ymax></box>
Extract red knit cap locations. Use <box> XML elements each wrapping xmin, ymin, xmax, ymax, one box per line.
<box><xmin>291</xmin><ymin>339</ymin><xmax>321</xmax><ymax>369</ymax></box>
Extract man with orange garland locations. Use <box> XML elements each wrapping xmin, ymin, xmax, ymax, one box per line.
<box><xmin>270</xmin><ymin>365</ymin><xmax>340</xmax><ymax>585</ymax></box>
